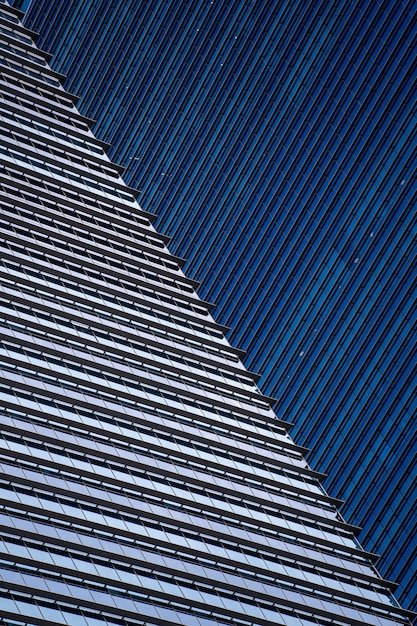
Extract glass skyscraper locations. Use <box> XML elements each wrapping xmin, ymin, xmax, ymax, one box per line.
<box><xmin>0</xmin><ymin>1</ymin><xmax>414</xmax><ymax>625</ymax></box>
<box><xmin>15</xmin><ymin>0</ymin><xmax>416</xmax><ymax>616</ymax></box>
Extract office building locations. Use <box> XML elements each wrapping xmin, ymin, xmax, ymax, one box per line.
<box><xmin>16</xmin><ymin>0</ymin><xmax>417</xmax><ymax>613</ymax></box>
<box><xmin>0</xmin><ymin>2</ymin><xmax>414</xmax><ymax>625</ymax></box>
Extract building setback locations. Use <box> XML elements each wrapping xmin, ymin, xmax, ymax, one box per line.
<box><xmin>0</xmin><ymin>2</ymin><xmax>414</xmax><ymax>626</ymax></box>
<box><xmin>15</xmin><ymin>0</ymin><xmax>417</xmax><ymax>614</ymax></box>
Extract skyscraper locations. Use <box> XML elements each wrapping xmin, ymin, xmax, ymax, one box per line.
<box><xmin>14</xmin><ymin>0</ymin><xmax>417</xmax><ymax>610</ymax></box>
<box><xmin>0</xmin><ymin>2</ymin><xmax>414</xmax><ymax>625</ymax></box>
<box><xmin>16</xmin><ymin>0</ymin><xmax>417</xmax><ymax>615</ymax></box>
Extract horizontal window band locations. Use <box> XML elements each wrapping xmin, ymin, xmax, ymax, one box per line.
<box><xmin>0</xmin><ymin>267</ymin><xmax>247</xmax><ymax>360</ymax></box>
<box><xmin>0</xmin><ymin>546</ymin><xmax>395</xmax><ymax>617</ymax></box>
<box><xmin>0</xmin><ymin>171</ymin><xmax>165</xmax><ymax>243</ymax></box>
<box><xmin>0</xmin><ymin>218</ymin><xmax>214</xmax><ymax>314</ymax></box>
<box><xmin>1</xmin><ymin>514</ymin><xmax>394</xmax><ymax>593</ymax></box>
<box><xmin>0</xmin><ymin>414</ymin><xmax>337</xmax><ymax>508</ymax></box>
<box><xmin>0</xmin><ymin>288</ymin><xmax>256</xmax><ymax>385</ymax></box>
<box><xmin>0</xmin><ymin>437</ymin><xmax>334</xmax><ymax>526</ymax></box>
<box><xmin>0</xmin><ymin>321</ymin><xmax>267</xmax><ymax>409</ymax></box>
<box><xmin>0</xmin><ymin>382</ymin><xmax>308</xmax><ymax>476</ymax></box>
<box><xmin>0</xmin><ymin>61</ymin><xmax>79</xmax><ymax>102</ymax></box>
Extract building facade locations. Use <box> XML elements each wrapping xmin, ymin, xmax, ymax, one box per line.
<box><xmin>15</xmin><ymin>0</ymin><xmax>417</xmax><ymax>615</ymax></box>
<box><xmin>0</xmin><ymin>2</ymin><xmax>414</xmax><ymax>625</ymax></box>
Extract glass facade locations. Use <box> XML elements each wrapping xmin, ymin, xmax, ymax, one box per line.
<box><xmin>14</xmin><ymin>0</ymin><xmax>417</xmax><ymax>616</ymax></box>
<box><xmin>0</xmin><ymin>2</ymin><xmax>414</xmax><ymax>625</ymax></box>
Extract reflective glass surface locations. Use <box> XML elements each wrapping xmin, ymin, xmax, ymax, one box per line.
<box><xmin>15</xmin><ymin>0</ymin><xmax>416</xmax><ymax>614</ymax></box>
<box><xmin>0</xmin><ymin>3</ymin><xmax>413</xmax><ymax>625</ymax></box>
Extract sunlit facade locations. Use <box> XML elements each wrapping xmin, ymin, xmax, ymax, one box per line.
<box><xmin>0</xmin><ymin>2</ymin><xmax>414</xmax><ymax>626</ymax></box>
<box><xmin>14</xmin><ymin>0</ymin><xmax>417</xmax><ymax>614</ymax></box>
